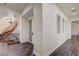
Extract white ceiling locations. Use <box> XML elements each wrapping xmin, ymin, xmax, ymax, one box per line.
<box><xmin>0</xmin><ymin>3</ymin><xmax>28</xmax><ymax>14</ymax></box>
<box><xmin>0</xmin><ymin>3</ymin><xmax>29</xmax><ymax>19</ymax></box>
<box><xmin>57</xmin><ymin>3</ymin><xmax>79</xmax><ymax>21</ymax></box>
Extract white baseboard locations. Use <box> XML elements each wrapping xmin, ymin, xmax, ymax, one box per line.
<box><xmin>33</xmin><ymin>51</ymin><xmax>41</xmax><ymax>56</ymax></box>
<box><xmin>43</xmin><ymin>39</ymin><xmax>68</xmax><ymax>56</ymax></box>
<box><xmin>33</xmin><ymin>39</ymin><xmax>69</xmax><ymax>56</ymax></box>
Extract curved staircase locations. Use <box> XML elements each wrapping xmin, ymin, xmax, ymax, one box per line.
<box><xmin>0</xmin><ymin>20</ymin><xmax>18</xmax><ymax>45</ymax></box>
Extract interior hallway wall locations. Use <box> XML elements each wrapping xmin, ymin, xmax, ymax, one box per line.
<box><xmin>32</xmin><ymin>4</ymin><xmax>43</xmax><ymax>55</ymax></box>
<box><xmin>20</xmin><ymin>17</ymin><xmax>29</xmax><ymax>42</ymax></box>
<box><xmin>21</xmin><ymin>3</ymin><xmax>71</xmax><ymax>56</ymax></box>
<box><xmin>42</xmin><ymin>3</ymin><xmax>71</xmax><ymax>55</ymax></box>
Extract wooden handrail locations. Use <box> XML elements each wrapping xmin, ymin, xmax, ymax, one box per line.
<box><xmin>1</xmin><ymin>21</ymin><xmax>18</xmax><ymax>41</ymax></box>
<box><xmin>3</xmin><ymin>22</ymin><xmax>17</xmax><ymax>34</ymax></box>
<box><xmin>2</xmin><ymin>21</ymin><xmax>17</xmax><ymax>33</ymax></box>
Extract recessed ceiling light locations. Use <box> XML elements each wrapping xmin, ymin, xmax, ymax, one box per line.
<box><xmin>72</xmin><ymin>7</ymin><xmax>75</xmax><ymax>10</ymax></box>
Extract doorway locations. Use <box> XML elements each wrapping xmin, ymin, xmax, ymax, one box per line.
<box><xmin>29</xmin><ymin>19</ymin><xmax>32</xmax><ymax>42</ymax></box>
<box><xmin>71</xmin><ymin>21</ymin><xmax>79</xmax><ymax>40</ymax></box>
<box><xmin>21</xmin><ymin>7</ymin><xmax>34</xmax><ymax>42</ymax></box>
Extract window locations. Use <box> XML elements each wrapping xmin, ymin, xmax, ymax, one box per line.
<box><xmin>57</xmin><ymin>14</ymin><xmax>61</xmax><ymax>34</ymax></box>
<box><xmin>62</xmin><ymin>18</ymin><xmax>64</xmax><ymax>32</ymax></box>
<box><xmin>62</xmin><ymin>18</ymin><xmax>67</xmax><ymax>33</ymax></box>
<box><xmin>65</xmin><ymin>20</ymin><xmax>67</xmax><ymax>33</ymax></box>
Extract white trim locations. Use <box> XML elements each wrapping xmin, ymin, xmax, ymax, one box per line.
<box><xmin>20</xmin><ymin>15</ymin><xmax>21</xmax><ymax>43</ymax></box>
<box><xmin>33</xmin><ymin>51</ymin><xmax>41</xmax><ymax>56</ymax></box>
<box><xmin>21</xmin><ymin>5</ymin><xmax>33</xmax><ymax>17</ymax></box>
<box><xmin>43</xmin><ymin>39</ymin><xmax>68</xmax><ymax>56</ymax></box>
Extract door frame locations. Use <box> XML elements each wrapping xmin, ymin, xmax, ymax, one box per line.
<box><xmin>21</xmin><ymin>7</ymin><xmax>34</xmax><ymax>42</ymax></box>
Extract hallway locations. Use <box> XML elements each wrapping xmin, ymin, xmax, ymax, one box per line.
<box><xmin>21</xmin><ymin>3</ymin><xmax>79</xmax><ymax>56</ymax></box>
<box><xmin>50</xmin><ymin>39</ymin><xmax>79</xmax><ymax>56</ymax></box>
<box><xmin>0</xmin><ymin>3</ymin><xmax>79</xmax><ymax>56</ymax></box>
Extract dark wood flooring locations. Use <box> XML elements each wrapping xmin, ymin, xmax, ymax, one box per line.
<box><xmin>50</xmin><ymin>39</ymin><xmax>79</xmax><ymax>56</ymax></box>
<box><xmin>0</xmin><ymin>42</ymin><xmax>33</xmax><ymax>56</ymax></box>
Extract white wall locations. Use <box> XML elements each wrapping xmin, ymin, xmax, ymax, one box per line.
<box><xmin>20</xmin><ymin>17</ymin><xmax>29</xmax><ymax>42</ymax></box>
<box><xmin>20</xmin><ymin>4</ymin><xmax>43</xmax><ymax>55</ymax></box>
<box><xmin>32</xmin><ymin>4</ymin><xmax>43</xmax><ymax>55</ymax></box>
<box><xmin>42</xmin><ymin>3</ymin><xmax>71</xmax><ymax>55</ymax></box>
